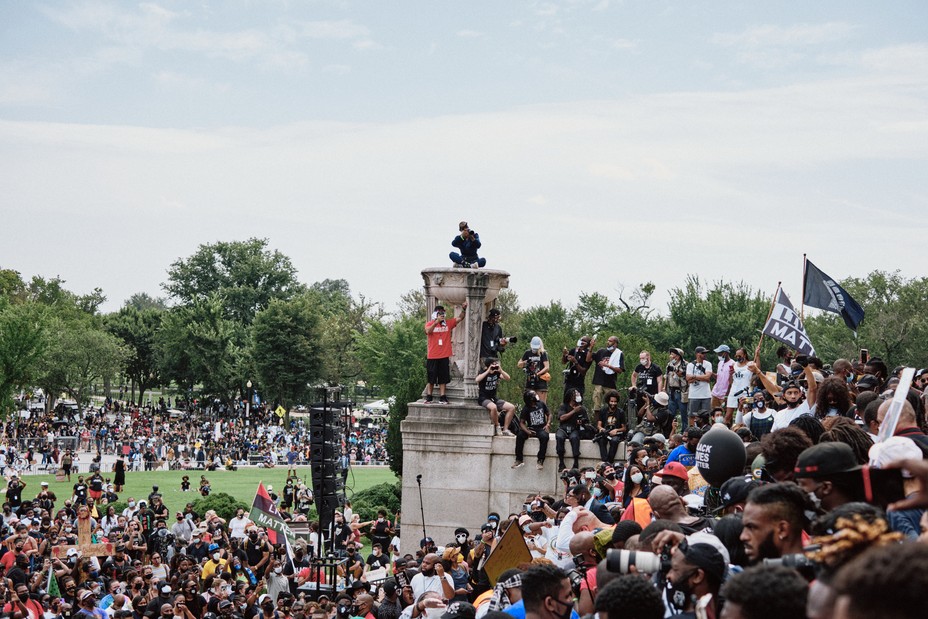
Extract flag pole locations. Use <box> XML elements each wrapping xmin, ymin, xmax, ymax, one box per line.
<box><xmin>800</xmin><ymin>254</ymin><xmax>807</xmax><ymax>320</ymax></box>
<box><xmin>755</xmin><ymin>282</ymin><xmax>781</xmax><ymax>361</ymax></box>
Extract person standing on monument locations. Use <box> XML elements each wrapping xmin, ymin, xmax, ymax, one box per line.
<box><xmin>480</xmin><ymin>308</ymin><xmax>513</xmax><ymax>359</ymax></box>
<box><xmin>590</xmin><ymin>336</ymin><xmax>624</xmax><ymax>412</ymax></box>
<box><xmin>423</xmin><ymin>302</ymin><xmax>467</xmax><ymax>405</ymax></box>
<box><xmin>563</xmin><ymin>337</ymin><xmax>593</xmax><ymax>398</ymax></box>
<box><xmin>450</xmin><ymin>221</ymin><xmax>486</xmax><ymax>268</ymax></box>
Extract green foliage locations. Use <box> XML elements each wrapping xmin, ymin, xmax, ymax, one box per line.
<box><xmin>105</xmin><ymin>305</ymin><xmax>164</xmax><ymax>405</ymax></box>
<box><xmin>156</xmin><ymin>295</ymin><xmax>242</xmax><ymax>399</ymax></box>
<box><xmin>806</xmin><ymin>271</ymin><xmax>928</xmax><ymax>368</ymax></box>
<box><xmin>163</xmin><ymin>238</ymin><xmax>302</xmax><ymax>326</ymax></box>
<box><xmin>251</xmin><ymin>294</ymin><xmax>324</xmax><ymax>407</ymax></box>
<box><xmin>0</xmin><ymin>300</ymin><xmax>49</xmax><ymax>416</ymax></box>
<box><xmin>107</xmin><ymin>500</ymin><xmax>128</xmax><ymax>515</ymax></box>
<box><xmin>356</xmin><ymin>315</ymin><xmax>426</xmax><ymax>477</ymax></box>
<box><xmin>191</xmin><ymin>492</ymin><xmax>250</xmax><ymax>523</ymax></box>
<box><xmin>350</xmin><ymin>481</ymin><xmax>402</xmax><ymax>522</ymax></box>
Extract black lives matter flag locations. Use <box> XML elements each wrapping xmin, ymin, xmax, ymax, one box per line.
<box><xmin>803</xmin><ymin>260</ymin><xmax>865</xmax><ymax>331</ymax></box>
<box><xmin>762</xmin><ymin>288</ymin><xmax>815</xmax><ymax>356</ymax></box>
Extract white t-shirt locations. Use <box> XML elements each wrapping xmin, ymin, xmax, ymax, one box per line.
<box><xmin>410</xmin><ymin>571</ymin><xmax>454</xmax><ymax>601</ymax></box>
<box><xmin>686</xmin><ymin>360</ymin><xmax>713</xmax><ymax>399</ymax></box>
<box><xmin>229</xmin><ymin>516</ymin><xmax>249</xmax><ymax>539</ymax></box>
<box><xmin>771</xmin><ymin>401</ymin><xmax>814</xmax><ymax>431</ymax></box>
<box><xmin>727</xmin><ymin>362</ymin><xmax>754</xmax><ymax>407</ymax></box>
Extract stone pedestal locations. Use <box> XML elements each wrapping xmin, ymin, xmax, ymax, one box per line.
<box><xmin>400</xmin><ymin>266</ymin><xmax>623</xmax><ymax>552</ymax></box>
<box><xmin>420</xmin><ymin>268</ymin><xmax>509</xmax><ymax>401</ymax></box>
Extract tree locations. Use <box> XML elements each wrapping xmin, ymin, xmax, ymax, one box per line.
<box><xmin>124</xmin><ymin>292</ymin><xmax>168</xmax><ymax>311</ymax></box>
<box><xmin>105</xmin><ymin>305</ymin><xmax>164</xmax><ymax>406</ymax></box>
<box><xmin>667</xmin><ymin>276</ymin><xmax>771</xmax><ymax>355</ymax></box>
<box><xmin>805</xmin><ymin>271</ymin><xmax>928</xmax><ymax>368</ymax></box>
<box><xmin>163</xmin><ymin>238</ymin><xmax>302</xmax><ymax>325</ymax></box>
<box><xmin>355</xmin><ymin>315</ymin><xmax>426</xmax><ymax>477</ymax></box>
<box><xmin>0</xmin><ymin>300</ymin><xmax>49</xmax><ymax>416</ymax></box>
<box><xmin>39</xmin><ymin>322</ymin><xmax>128</xmax><ymax>407</ymax></box>
<box><xmin>156</xmin><ymin>295</ymin><xmax>242</xmax><ymax>400</ymax></box>
<box><xmin>251</xmin><ymin>294</ymin><xmax>324</xmax><ymax>407</ymax></box>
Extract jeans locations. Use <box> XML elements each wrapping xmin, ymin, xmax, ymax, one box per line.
<box><xmin>515</xmin><ymin>429</ymin><xmax>549</xmax><ymax>462</ymax></box>
<box><xmin>596</xmin><ymin>433</ymin><xmax>623</xmax><ymax>463</ymax></box>
<box><xmin>668</xmin><ymin>389</ymin><xmax>686</xmax><ymax>432</ymax></box>
<box><xmin>450</xmin><ymin>252</ymin><xmax>486</xmax><ymax>267</ymax></box>
<box><xmin>556</xmin><ymin>426</ymin><xmax>581</xmax><ymax>466</ymax></box>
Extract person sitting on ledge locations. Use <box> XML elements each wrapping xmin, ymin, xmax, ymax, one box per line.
<box><xmin>476</xmin><ymin>357</ymin><xmax>516</xmax><ymax>435</ymax></box>
<box><xmin>450</xmin><ymin>221</ymin><xmax>486</xmax><ymax>268</ymax></box>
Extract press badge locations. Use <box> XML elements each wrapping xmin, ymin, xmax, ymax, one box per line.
<box><xmin>438</xmin><ymin>339</ymin><xmax>443</xmax><ymax>346</ymax></box>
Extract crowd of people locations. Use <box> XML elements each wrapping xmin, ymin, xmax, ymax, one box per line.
<box><xmin>4</xmin><ymin>396</ymin><xmax>388</xmax><ymax>476</ymax></box>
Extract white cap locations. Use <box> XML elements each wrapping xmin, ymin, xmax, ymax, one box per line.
<box><xmin>869</xmin><ymin>436</ymin><xmax>923</xmax><ymax>475</ymax></box>
<box><xmin>531</xmin><ymin>336</ymin><xmax>542</xmax><ymax>350</ymax></box>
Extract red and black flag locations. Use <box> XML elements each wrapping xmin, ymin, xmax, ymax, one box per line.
<box><xmin>250</xmin><ymin>482</ymin><xmax>296</xmax><ymax>553</ymax></box>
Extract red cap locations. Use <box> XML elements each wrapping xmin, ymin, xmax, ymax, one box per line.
<box><xmin>660</xmin><ymin>461</ymin><xmax>689</xmax><ymax>481</ymax></box>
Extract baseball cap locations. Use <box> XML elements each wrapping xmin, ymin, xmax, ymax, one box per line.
<box><xmin>650</xmin><ymin>433</ymin><xmax>667</xmax><ymax>444</ymax></box>
<box><xmin>420</xmin><ymin>537</ymin><xmax>434</xmax><ymax>548</ymax></box>
<box><xmin>794</xmin><ymin>442</ymin><xmax>862</xmax><ymax>479</ymax></box>
<box><xmin>218</xmin><ymin>600</ymin><xmax>233</xmax><ymax>610</ymax></box>
<box><xmin>694</xmin><ymin>346</ymin><xmax>708</xmax><ymax>354</ymax></box>
<box><xmin>659</xmin><ymin>462</ymin><xmax>689</xmax><ymax>481</ymax></box>
<box><xmin>530</xmin><ymin>336</ymin><xmax>542</xmax><ymax>350</ymax></box>
<box><xmin>517</xmin><ymin>515</ymin><xmax>532</xmax><ymax>528</ymax></box>
<box><xmin>208</xmin><ymin>543</ymin><xmax>219</xmax><ymax>552</ymax></box>
<box><xmin>714</xmin><ymin>476</ymin><xmax>763</xmax><ymax>512</ymax></box>
<box><xmin>488</xmin><ymin>308</ymin><xmax>501</xmax><ymax>317</ymax></box>
<box><xmin>382</xmin><ymin>579</ymin><xmax>398</xmax><ymax>596</ymax></box>
<box><xmin>40</xmin><ymin>481</ymin><xmax>49</xmax><ymax>486</ymax></box>
<box><xmin>713</xmin><ymin>345</ymin><xmax>731</xmax><ymax>353</ymax></box>
<box><xmin>480</xmin><ymin>523</ymin><xmax>494</xmax><ymax>533</ymax></box>
<box><xmin>441</xmin><ymin>602</ymin><xmax>477</xmax><ymax>619</ymax></box>
<box><xmin>678</xmin><ymin>541</ymin><xmax>727</xmax><ymax>583</ymax></box>
<box><xmin>857</xmin><ymin>374</ymin><xmax>880</xmax><ymax>390</ymax></box>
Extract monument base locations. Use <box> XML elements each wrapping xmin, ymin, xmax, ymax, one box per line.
<box><xmin>400</xmin><ymin>400</ymin><xmax>625</xmax><ymax>552</ymax></box>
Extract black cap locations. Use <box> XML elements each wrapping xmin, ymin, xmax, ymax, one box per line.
<box><xmin>857</xmin><ymin>374</ymin><xmax>880</xmax><ymax>390</ymax></box>
<box><xmin>715</xmin><ymin>476</ymin><xmax>763</xmax><ymax>511</ymax></box>
<box><xmin>454</xmin><ymin>527</ymin><xmax>470</xmax><ymax>537</ymax></box>
<box><xmin>680</xmin><ymin>542</ymin><xmax>727</xmax><ymax>583</ymax></box>
<box><xmin>694</xmin><ymin>346</ymin><xmax>708</xmax><ymax>354</ymax></box>
<box><xmin>419</xmin><ymin>537</ymin><xmax>434</xmax><ymax>548</ymax></box>
<box><xmin>441</xmin><ymin>602</ymin><xmax>476</xmax><ymax>619</ymax></box>
<box><xmin>381</xmin><ymin>579</ymin><xmax>397</xmax><ymax>596</ymax></box>
<box><xmin>488</xmin><ymin>308</ymin><xmax>501</xmax><ymax>317</ymax></box>
<box><xmin>794</xmin><ymin>442</ymin><xmax>862</xmax><ymax>479</ymax></box>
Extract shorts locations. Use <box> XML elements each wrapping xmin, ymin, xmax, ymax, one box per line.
<box><xmin>426</xmin><ymin>358</ymin><xmax>451</xmax><ymax>385</ymax></box>
<box><xmin>688</xmin><ymin>398</ymin><xmax>711</xmax><ymax>414</ymax></box>
<box><xmin>478</xmin><ymin>398</ymin><xmax>508</xmax><ymax>411</ymax></box>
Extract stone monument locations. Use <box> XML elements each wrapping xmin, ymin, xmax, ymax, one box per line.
<box><xmin>400</xmin><ymin>267</ymin><xmax>616</xmax><ymax>551</ymax></box>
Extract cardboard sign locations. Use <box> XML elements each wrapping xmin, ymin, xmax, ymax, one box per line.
<box><xmin>483</xmin><ymin>521</ymin><xmax>532</xmax><ymax>586</ymax></box>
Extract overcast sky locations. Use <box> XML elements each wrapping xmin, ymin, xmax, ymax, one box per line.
<box><xmin>1</xmin><ymin>1</ymin><xmax>926</xmax><ymax>315</ymax></box>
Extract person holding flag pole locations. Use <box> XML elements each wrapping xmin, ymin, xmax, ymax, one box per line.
<box><xmin>250</xmin><ymin>481</ymin><xmax>297</xmax><ymax>570</ymax></box>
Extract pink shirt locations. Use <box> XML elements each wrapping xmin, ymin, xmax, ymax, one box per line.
<box><xmin>712</xmin><ymin>358</ymin><xmax>735</xmax><ymax>399</ymax></box>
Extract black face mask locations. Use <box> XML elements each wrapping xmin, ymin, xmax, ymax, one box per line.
<box><xmin>667</xmin><ymin>570</ymin><xmax>695</xmax><ymax>612</ymax></box>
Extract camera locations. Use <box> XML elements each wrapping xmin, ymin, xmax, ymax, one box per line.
<box><xmin>762</xmin><ymin>553</ymin><xmax>817</xmax><ymax>570</ymax></box>
<box><xmin>565</xmin><ymin>554</ymin><xmax>589</xmax><ymax>596</ymax></box>
<box><xmin>605</xmin><ymin>544</ymin><xmax>672</xmax><ymax>574</ymax></box>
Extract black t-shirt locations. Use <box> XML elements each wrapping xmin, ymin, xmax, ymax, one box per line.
<box><xmin>565</xmin><ymin>347</ymin><xmax>591</xmax><ymax>389</ymax></box>
<box><xmin>520</xmin><ymin>403</ymin><xmax>549</xmax><ymax>430</ymax></box>
<box><xmin>245</xmin><ymin>539</ymin><xmax>267</xmax><ymax>566</ymax></box>
<box><xmin>651</xmin><ymin>407</ymin><xmax>673</xmax><ymax>436</ymax></box>
<box><xmin>366</xmin><ymin>553</ymin><xmax>390</xmax><ymax>570</ymax></box>
<box><xmin>557</xmin><ymin>403</ymin><xmax>589</xmax><ymax>429</ymax></box>
<box><xmin>480</xmin><ymin>321</ymin><xmax>504</xmax><ymax>360</ymax></box>
<box><xmin>332</xmin><ymin>522</ymin><xmax>351</xmax><ymax>549</ymax></box>
<box><xmin>597</xmin><ymin>406</ymin><xmax>625</xmax><ymax>432</ymax></box>
<box><xmin>5</xmin><ymin>482</ymin><xmax>22</xmax><ymax>506</ymax></box>
<box><xmin>478</xmin><ymin>371</ymin><xmax>501</xmax><ymax>400</ymax></box>
<box><xmin>591</xmin><ymin>348</ymin><xmax>623</xmax><ymax>388</ymax></box>
<box><xmin>521</xmin><ymin>351</ymin><xmax>548</xmax><ymax>376</ymax></box>
<box><xmin>73</xmin><ymin>483</ymin><xmax>88</xmax><ymax>500</ymax></box>
<box><xmin>634</xmin><ymin>364</ymin><xmax>662</xmax><ymax>395</ymax></box>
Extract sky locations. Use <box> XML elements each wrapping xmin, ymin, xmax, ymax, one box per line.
<box><xmin>1</xmin><ymin>1</ymin><xmax>926</xmax><ymax>315</ymax></box>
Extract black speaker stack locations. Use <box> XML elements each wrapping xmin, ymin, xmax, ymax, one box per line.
<box><xmin>309</xmin><ymin>387</ymin><xmax>350</xmax><ymax>555</ymax></box>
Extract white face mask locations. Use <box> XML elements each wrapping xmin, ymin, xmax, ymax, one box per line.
<box><xmin>639</xmin><ymin>358</ymin><xmax>647</xmax><ymax>365</ymax></box>
<box><xmin>631</xmin><ymin>472</ymin><xmax>644</xmax><ymax>484</ymax></box>
<box><xmin>213</xmin><ymin>553</ymin><xmax>221</xmax><ymax>561</ymax></box>
<box><xmin>274</xmin><ymin>567</ymin><xmax>282</xmax><ymax>574</ymax></box>
<box><xmin>456</xmin><ymin>534</ymin><xmax>467</xmax><ymax>543</ymax></box>
<box><xmin>592</xmin><ymin>487</ymin><xmax>603</xmax><ymax>498</ymax></box>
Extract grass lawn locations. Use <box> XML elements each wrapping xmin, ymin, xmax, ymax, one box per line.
<box><xmin>28</xmin><ymin>466</ymin><xmax>398</xmax><ymax>515</ymax></box>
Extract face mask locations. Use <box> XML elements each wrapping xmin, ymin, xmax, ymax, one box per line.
<box><xmin>714</xmin><ymin>415</ymin><xmax>725</xmax><ymax>424</ymax></box>
<box><xmin>274</xmin><ymin>567</ymin><xmax>282</xmax><ymax>574</ymax></box>
<box><xmin>607</xmin><ymin>345</ymin><xmax>615</xmax><ymax>351</ymax></box>
<box><xmin>639</xmin><ymin>359</ymin><xmax>647</xmax><ymax>365</ymax></box>
<box><xmin>522</xmin><ymin>524</ymin><xmax>532</xmax><ymax>533</ymax></box>
<box><xmin>735</xmin><ymin>356</ymin><xmax>745</xmax><ymax>363</ymax></box>
<box><xmin>213</xmin><ymin>553</ymin><xmax>221</xmax><ymax>561</ymax></box>
<box><xmin>548</xmin><ymin>597</ymin><xmax>574</xmax><ymax>619</ymax></box>
<box><xmin>592</xmin><ymin>487</ymin><xmax>603</xmax><ymax>498</ymax></box>
<box><xmin>754</xmin><ymin>401</ymin><xmax>765</xmax><ymax>409</ymax></box>
<box><xmin>807</xmin><ymin>488</ymin><xmax>822</xmax><ymax>511</ymax></box>
<box><xmin>826</xmin><ymin>407</ymin><xmax>839</xmax><ymax>417</ymax></box>
<box><xmin>605</xmin><ymin>472</ymin><xmax>616</xmax><ymax>480</ymax></box>
<box><xmin>456</xmin><ymin>534</ymin><xmax>467</xmax><ymax>543</ymax></box>
<box><xmin>668</xmin><ymin>571</ymin><xmax>694</xmax><ymax>612</ymax></box>
<box><xmin>128</xmin><ymin>502</ymin><xmax>135</xmax><ymax>508</ymax></box>
<box><xmin>377</xmin><ymin>517</ymin><xmax>384</xmax><ymax>523</ymax></box>
<box><xmin>575</xmin><ymin>395</ymin><xmax>582</xmax><ymax>403</ymax></box>
<box><xmin>640</xmin><ymin>456</ymin><xmax>649</xmax><ymax>467</ymax></box>
<box><xmin>631</xmin><ymin>473</ymin><xmax>644</xmax><ymax>484</ymax></box>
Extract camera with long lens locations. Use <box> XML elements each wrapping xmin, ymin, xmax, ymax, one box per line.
<box><xmin>565</xmin><ymin>554</ymin><xmax>589</xmax><ymax>596</ymax></box>
<box><xmin>762</xmin><ymin>553</ymin><xmax>816</xmax><ymax>569</ymax></box>
<box><xmin>605</xmin><ymin>544</ymin><xmax>672</xmax><ymax>574</ymax></box>
<box><xmin>500</xmin><ymin>336</ymin><xmax>518</xmax><ymax>346</ymax></box>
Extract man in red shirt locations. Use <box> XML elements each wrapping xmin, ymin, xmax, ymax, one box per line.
<box><xmin>424</xmin><ymin>302</ymin><xmax>467</xmax><ymax>404</ymax></box>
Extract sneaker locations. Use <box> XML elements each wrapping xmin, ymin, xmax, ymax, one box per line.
<box><xmin>423</xmin><ymin>395</ymin><xmax>433</xmax><ymax>404</ymax></box>
<box><xmin>536</xmin><ymin>461</ymin><xmax>544</xmax><ymax>470</ymax></box>
<box><xmin>511</xmin><ymin>460</ymin><xmax>524</xmax><ymax>469</ymax></box>
<box><xmin>452</xmin><ymin>262</ymin><xmax>465</xmax><ymax>268</ymax></box>
<box><xmin>501</xmin><ymin>428</ymin><xmax>514</xmax><ymax>437</ymax></box>
<box><xmin>438</xmin><ymin>396</ymin><xmax>450</xmax><ymax>405</ymax></box>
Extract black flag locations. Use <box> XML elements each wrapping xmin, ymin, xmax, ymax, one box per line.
<box><xmin>803</xmin><ymin>260</ymin><xmax>865</xmax><ymax>331</ymax></box>
<box><xmin>762</xmin><ymin>288</ymin><xmax>815</xmax><ymax>356</ymax></box>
